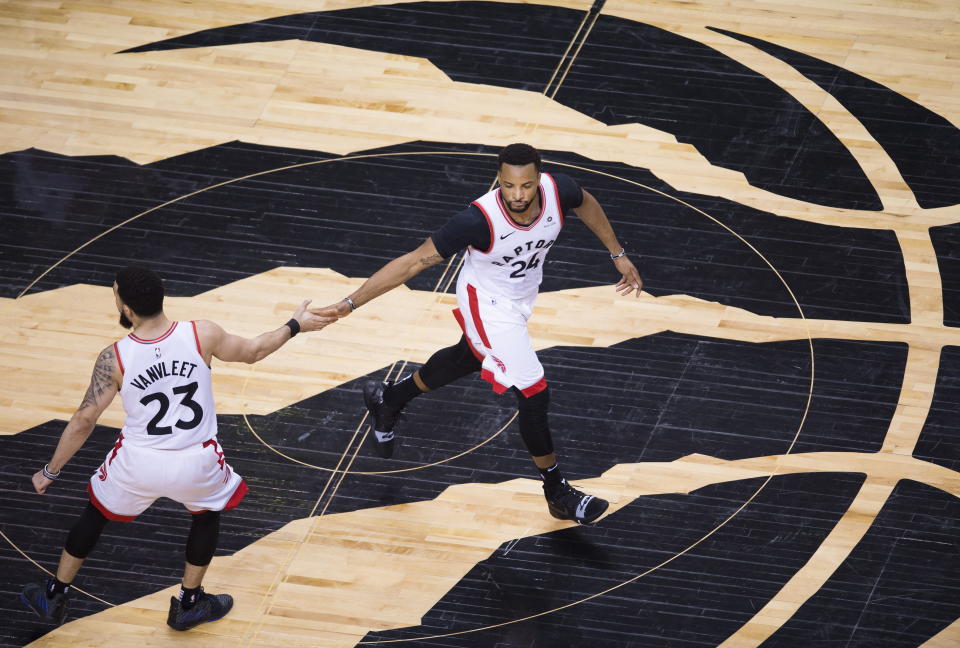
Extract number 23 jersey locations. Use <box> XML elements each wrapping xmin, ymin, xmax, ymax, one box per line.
<box><xmin>461</xmin><ymin>173</ymin><xmax>565</xmax><ymax>301</ymax></box>
<box><xmin>114</xmin><ymin>321</ymin><xmax>217</xmax><ymax>449</ymax></box>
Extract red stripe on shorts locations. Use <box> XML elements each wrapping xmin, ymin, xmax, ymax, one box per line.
<box><xmin>480</xmin><ymin>369</ymin><xmax>510</xmax><ymax>394</ymax></box>
<box><xmin>466</xmin><ymin>284</ymin><xmax>492</xmax><ymax>349</ymax></box>
<box><xmin>86</xmin><ymin>483</ymin><xmax>137</xmax><ymax>522</ymax></box>
<box><xmin>452</xmin><ymin>308</ymin><xmax>486</xmax><ymax>362</ymax></box>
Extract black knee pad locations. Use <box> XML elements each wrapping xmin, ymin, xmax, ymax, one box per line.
<box><xmin>185</xmin><ymin>510</ymin><xmax>220</xmax><ymax>567</ymax></box>
<box><xmin>515</xmin><ymin>385</ymin><xmax>554</xmax><ymax>457</ymax></box>
<box><xmin>64</xmin><ymin>502</ymin><xmax>109</xmax><ymax>559</ymax></box>
<box><xmin>419</xmin><ymin>336</ymin><xmax>482</xmax><ymax>390</ymax></box>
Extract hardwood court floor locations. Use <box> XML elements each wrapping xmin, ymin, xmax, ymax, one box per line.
<box><xmin>1</xmin><ymin>1</ymin><xmax>958</xmax><ymax>647</ymax></box>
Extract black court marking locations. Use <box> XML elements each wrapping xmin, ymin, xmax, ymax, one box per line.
<box><xmin>913</xmin><ymin>345</ymin><xmax>960</xmax><ymax>474</ymax></box>
<box><xmin>712</xmin><ymin>27</ymin><xmax>960</xmax><ymax>209</ymax></box>
<box><xmin>122</xmin><ymin>1</ymin><xmax>880</xmax><ymax>210</ymax></box>
<box><xmin>366</xmin><ymin>473</ymin><xmax>868</xmax><ymax>647</ymax></box>
<box><xmin>931</xmin><ymin>223</ymin><xmax>960</xmax><ymax>328</ymax></box>
<box><xmin>1</xmin><ymin>143</ymin><xmax>817</xmax><ymax>644</ymax></box>
<box><xmin>0</xmin><ymin>142</ymin><xmax>910</xmax><ymax>323</ymax></box>
<box><xmin>759</xmin><ymin>479</ymin><xmax>960</xmax><ymax>648</ymax></box>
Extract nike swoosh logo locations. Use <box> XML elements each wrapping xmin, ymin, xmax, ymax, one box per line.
<box><xmin>575</xmin><ymin>495</ymin><xmax>594</xmax><ymax>519</ymax></box>
<box><xmin>499</xmin><ymin>232</ymin><xmax>515</xmax><ymax>239</ymax></box>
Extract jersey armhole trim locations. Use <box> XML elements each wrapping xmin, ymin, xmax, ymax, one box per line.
<box><xmin>543</xmin><ymin>173</ymin><xmax>564</xmax><ymax>227</ymax></box>
<box><xmin>113</xmin><ymin>342</ymin><xmax>125</xmax><ymax>376</ymax></box>
<box><xmin>471</xmin><ymin>201</ymin><xmax>495</xmax><ymax>254</ymax></box>
<box><xmin>190</xmin><ymin>321</ymin><xmax>203</xmax><ymax>356</ymax></box>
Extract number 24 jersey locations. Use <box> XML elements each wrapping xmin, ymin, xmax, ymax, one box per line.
<box><xmin>462</xmin><ymin>173</ymin><xmax>565</xmax><ymax>301</ymax></box>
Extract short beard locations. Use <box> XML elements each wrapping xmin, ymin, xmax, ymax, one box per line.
<box><xmin>119</xmin><ymin>312</ymin><xmax>133</xmax><ymax>329</ymax></box>
<box><xmin>505</xmin><ymin>200</ymin><xmax>532</xmax><ymax>214</ymax></box>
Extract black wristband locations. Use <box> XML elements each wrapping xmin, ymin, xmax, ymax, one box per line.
<box><xmin>42</xmin><ymin>464</ymin><xmax>61</xmax><ymax>480</ymax></box>
<box><xmin>284</xmin><ymin>318</ymin><xmax>300</xmax><ymax>338</ymax></box>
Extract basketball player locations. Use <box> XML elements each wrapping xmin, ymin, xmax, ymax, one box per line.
<box><xmin>313</xmin><ymin>143</ymin><xmax>642</xmax><ymax>525</ymax></box>
<box><xmin>19</xmin><ymin>267</ymin><xmax>333</xmax><ymax>630</ymax></box>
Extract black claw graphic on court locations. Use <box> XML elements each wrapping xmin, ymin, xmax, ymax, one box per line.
<box><xmin>2</xmin><ymin>2</ymin><xmax>959</xmax><ymax>648</ymax></box>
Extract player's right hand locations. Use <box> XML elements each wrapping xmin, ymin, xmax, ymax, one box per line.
<box><xmin>31</xmin><ymin>471</ymin><xmax>53</xmax><ymax>495</ymax></box>
<box><xmin>294</xmin><ymin>299</ymin><xmax>339</xmax><ymax>332</ymax></box>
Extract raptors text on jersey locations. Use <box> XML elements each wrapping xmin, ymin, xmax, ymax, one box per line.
<box><xmin>461</xmin><ymin>173</ymin><xmax>564</xmax><ymax>301</ymax></box>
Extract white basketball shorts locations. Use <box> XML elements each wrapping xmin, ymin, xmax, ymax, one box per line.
<box><xmin>453</xmin><ymin>281</ymin><xmax>547</xmax><ymax>397</ymax></box>
<box><xmin>87</xmin><ymin>434</ymin><xmax>247</xmax><ymax>521</ymax></box>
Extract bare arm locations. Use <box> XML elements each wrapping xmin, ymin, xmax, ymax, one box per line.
<box><xmin>575</xmin><ymin>189</ymin><xmax>643</xmax><ymax>297</ymax></box>
<box><xmin>312</xmin><ymin>237</ymin><xmax>445</xmax><ymax>318</ymax></box>
<box><xmin>33</xmin><ymin>346</ymin><xmax>120</xmax><ymax>494</ymax></box>
<box><xmin>199</xmin><ymin>299</ymin><xmax>335</xmax><ymax>365</ymax></box>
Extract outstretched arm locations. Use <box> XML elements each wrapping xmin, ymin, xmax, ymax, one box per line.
<box><xmin>575</xmin><ymin>189</ymin><xmax>643</xmax><ymax>297</ymax></box>
<box><xmin>311</xmin><ymin>237</ymin><xmax>446</xmax><ymax>318</ymax></box>
<box><xmin>198</xmin><ymin>299</ymin><xmax>335</xmax><ymax>365</ymax></box>
<box><xmin>33</xmin><ymin>346</ymin><xmax>121</xmax><ymax>494</ymax></box>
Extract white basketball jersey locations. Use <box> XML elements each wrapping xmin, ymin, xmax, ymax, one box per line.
<box><xmin>460</xmin><ymin>173</ymin><xmax>564</xmax><ymax>301</ymax></box>
<box><xmin>114</xmin><ymin>321</ymin><xmax>217</xmax><ymax>450</ymax></box>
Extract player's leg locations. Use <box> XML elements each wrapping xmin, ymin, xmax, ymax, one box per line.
<box><xmin>514</xmin><ymin>385</ymin><xmax>609</xmax><ymax>525</ymax></box>
<box><xmin>20</xmin><ymin>502</ymin><xmax>108</xmax><ymax>625</ymax></box>
<box><xmin>364</xmin><ymin>335</ymin><xmax>482</xmax><ymax>457</ymax></box>
<box><xmin>476</xmin><ymin>305</ymin><xmax>609</xmax><ymax>526</ymax></box>
<box><xmin>166</xmin><ymin>509</ymin><xmax>233</xmax><ymax>631</ymax></box>
<box><xmin>167</xmin><ymin>442</ymin><xmax>244</xmax><ymax>631</ymax></box>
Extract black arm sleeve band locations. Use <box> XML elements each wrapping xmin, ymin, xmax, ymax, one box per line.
<box><xmin>64</xmin><ymin>502</ymin><xmax>109</xmax><ymax>559</ymax></box>
<box><xmin>185</xmin><ymin>510</ymin><xmax>220</xmax><ymax>567</ymax></box>
<box><xmin>551</xmin><ymin>172</ymin><xmax>584</xmax><ymax>210</ymax></box>
<box><xmin>431</xmin><ymin>205</ymin><xmax>492</xmax><ymax>258</ymax></box>
<box><xmin>514</xmin><ymin>385</ymin><xmax>554</xmax><ymax>457</ymax></box>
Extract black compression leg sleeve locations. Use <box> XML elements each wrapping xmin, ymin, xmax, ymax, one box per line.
<box><xmin>184</xmin><ymin>510</ymin><xmax>220</xmax><ymax>567</ymax></box>
<box><xmin>64</xmin><ymin>502</ymin><xmax>109</xmax><ymax>559</ymax></box>
<box><xmin>514</xmin><ymin>385</ymin><xmax>554</xmax><ymax>457</ymax></box>
<box><xmin>417</xmin><ymin>335</ymin><xmax>482</xmax><ymax>390</ymax></box>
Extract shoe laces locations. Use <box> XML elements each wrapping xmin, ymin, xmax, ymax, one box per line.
<box><xmin>551</xmin><ymin>479</ymin><xmax>586</xmax><ymax>506</ymax></box>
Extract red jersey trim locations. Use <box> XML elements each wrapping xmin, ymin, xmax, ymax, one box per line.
<box><xmin>495</xmin><ymin>184</ymin><xmax>546</xmax><ymax>231</ymax></box>
<box><xmin>224</xmin><ymin>480</ymin><xmax>248</xmax><ymax>510</ymax></box>
<box><xmin>107</xmin><ymin>432</ymin><xmax>125</xmax><ymax>466</ymax></box>
<box><xmin>520</xmin><ymin>377</ymin><xmax>548</xmax><ymax>398</ymax></box>
<box><xmin>87</xmin><ymin>483</ymin><xmax>137</xmax><ymax>522</ymax></box>
<box><xmin>480</xmin><ymin>369</ymin><xmax>510</xmax><ymax>394</ymax></box>
<box><xmin>129</xmin><ymin>321</ymin><xmax>178</xmax><ymax>344</ymax></box>
<box><xmin>470</xmin><ymin>201</ymin><xmax>496</xmax><ymax>254</ymax></box>
<box><xmin>190</xmin><ymin>321</ymin><xmax>203</xmax><ymax>356</ymax></box>
<box><xmin>466</xmin><ymin>284</ymin><xmax>492</xmax><ymax>349</ymax></box>
<box><xmin>113</xmin><ymin>342</ymin><xmax>125</xmax><ymax>376</ymax></box>
<box><xmin>452</xmin><ymin>308</ymin><xmax>486</xmax><ymax>362</ymax></box>
<box><xmin>542</xmin><ymin>173</ymin><xmax>564</xmax><ymax>227</ymax></box>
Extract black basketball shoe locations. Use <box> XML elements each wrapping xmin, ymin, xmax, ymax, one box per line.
<box><xmin>363</xmin><ymin>380</ymin><xmax>403</xmax><ymax>458</ymax></box>
<box><xmin>545</xmin><ymin>480</ymin><xmax>609</xmax><ymax>525</ymax></box>
<box><xmin>20</xmin><ymin>581</ymin><xmax>70</xmax><ymax>625</ymax></box>
<box><xmin>166</xmin><ymin>588</ymin><xmax>233</xmax><ymax>631</ymax></box>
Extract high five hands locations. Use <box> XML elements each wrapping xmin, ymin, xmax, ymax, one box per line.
<box><xmin>308</xmin><ymin>298</ymin><xmax>353</xmax><ymax>322</ymax></box>
<box><xmin>613</xmin><ymin>255</ymin><xmax>643</xmax><ymax>297</ymax></box>
<box><xmin>294</xmin><ymin>299</ymin><xmax>340</xmax><ymax>332</ymax></box>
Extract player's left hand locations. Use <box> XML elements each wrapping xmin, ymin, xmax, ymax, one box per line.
<box><xmin>31</xmin><ymin>471</ymin><xmax>54</xmax><ymax>495</ymax></box>
<box><xmin>309</xmin><ymin>299</ymin><xmax>353</xmax><ymax>320</ymax></box>
<box><xmin>613</xmin><ymin>256</ymin><xmax>642</xmax><ymax>297</ymax></box>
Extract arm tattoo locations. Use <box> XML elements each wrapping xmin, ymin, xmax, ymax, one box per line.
<box><xmin>419</xmin><ymin>253</ymin><xmax>442</xmax><ymax>266</ymax></box>
<box><xmin>79</xmin><ymin>347</ymin><xmax>115</xmax><ymax>410</ymax></box>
